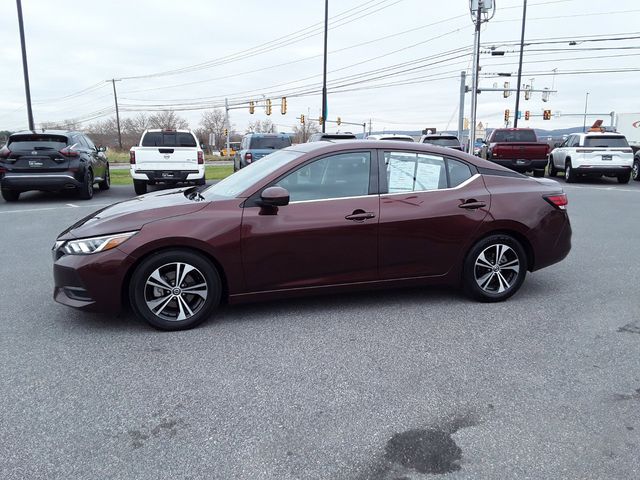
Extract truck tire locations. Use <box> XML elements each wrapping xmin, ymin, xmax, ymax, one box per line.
<box><xmin>78</xmin><ymin>169</ymin><xmax>94</xmax><ymax>200</ymax></box>
<box><xmin>548</xmin><ymin>155</ymin><xmax>558</xmax><ymax>177</ymax></box>
<box><xmin>134</xmin><ymin>180</ymin><xmax>148</xmax><ymax>195</ymax></box>
<box><xmin>533</xmin><ymin>169</ymin><xmax>545</xmax><ymax>178</ymax></box>
<box><xmin>618</xmin><ymin>172</ymin><xmax>631</xmax><ymax>184</ymax></box>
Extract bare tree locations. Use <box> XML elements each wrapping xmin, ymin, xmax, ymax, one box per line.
<box><xmin>246</xmin><ymin>119</ymin><xmax>276</xmax><ymax>134</ymax></box>
<box><xmin>291</xmin><ymin>120</ymin><xmax>319</xmax><ymax>143</ymax></box>
<box><xmin>148</xmin><ymin>110</ymin><xmax>189</xmax><ymax>130</ymax></box>
<box><xmin>40</xmin><ymin>119</ymin><xmax>81</xmax><ymax>131</ymax></box>
<box><xmin>199</xmin><ymin>109</ymin><xmax>227</xmax><ymax>149</ymax></box>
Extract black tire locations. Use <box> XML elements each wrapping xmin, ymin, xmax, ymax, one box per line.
<box><xmin>78</xmin><ymin>169</ymin><xmax>94</xmax><ymax>200</ymax></box>
<box><xmin>463</xmin><ymin>234</ymin><xmax>527</xmax><ymax>302</ymax></box>
<box><xmin>565</xmin><ymin>160</ymin><xmax>577</xmax><ymax>183</ymax></box>
<box><xmin>618</xmin><ymin>171</ymin><xmax>631</xmax><ymax>184</ymax></box>
<box><xmin>196</xmin><ymin>176</ymin><xmax>206</xmax><ymax>186</ymax></box>
<box><xmin>548</xmin><ymin>155</ymin><xmax>558</xmax><ymax>177</ymax></box>
<box><xmin>134</xmin><ymin>180</ymin><xmax>148</xmax><ymax>195</ymax></box>
<box><xmin>129</xmin><ymin>249</ymin><xmax>222</xmax><ymax>330</ymax></box>
<box><xmin>632</xmin><ymin>159</ymin><xmax>640</xmax><ymax>181</ymax></box>
<box><xmin>1</xmin><ymin>189</ymin><xmax>20</xmax><ymax>202</ymax></box>
<box><xmin>533</xmin><ymin>169</ymin><xmax>545</xmax><ymax>178</ymax></box>
<box><xmin>99</xmin><ymin>164</ymin><xmax>110</xmax><ymax>190</ymax></box>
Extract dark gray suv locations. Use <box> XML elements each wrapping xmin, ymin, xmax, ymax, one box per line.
<box><xmin>0</xmin><ymin>130</ymin><xmax>109</xmax><ymax>202</ymax></box>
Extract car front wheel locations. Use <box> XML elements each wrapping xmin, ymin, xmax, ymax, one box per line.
<box><xmin>99</xmin><ymin>164</ymin><xmax>110</xmax><ymax>190</ymax></box>
<box><xmin>1</xmin><ymin>189</ymin><xmax>20</xmax><ymax>202</ymax></box>
<box><xmin>618</xmin><ymin>171</ymin><xmax>631</xmax><ymax>184</ymax></box>
<box><xmin>463</xmin><ymin>235</ymin><xmax>527</xmax><ymax>302</ymax></box>
<box><xmin>129</xmin><ymin>249</ymin><xmax>222</xmax><ymax>330</ymax></box>
<box><xmin>565</xmin><ymin>161</ymin><xmax>577</xmax><ymax>183</ymax></box>
<box><xmin>632</xmin><ymin>159</ymin><xmax>640</xmax><ymax>181</ymax></box>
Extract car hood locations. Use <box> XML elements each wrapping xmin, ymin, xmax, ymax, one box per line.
<box><xmin>57</xmin><ymin>187</ymin><xmax>209</xmax><ymax>240</ymax></box>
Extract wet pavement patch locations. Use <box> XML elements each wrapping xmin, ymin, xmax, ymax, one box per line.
<box><xmin>613</xmin><ymin>387</ymin><xmax>640</xmax><ymax>401</ymax></box>
<box><xmin>384</xmin><ymin>428</ymin><xmax>462</xmax><ymax>474</ymax></box>
<box><xmin>617</xmin><ymin>322</ymin><xmax>640</xmax><ymax>334</ymax></box>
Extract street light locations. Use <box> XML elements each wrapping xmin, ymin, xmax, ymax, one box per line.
<box><xmin>513</xmin><ymin>0</ymin><xmax>528</xmax><ymax>128</ymax></box>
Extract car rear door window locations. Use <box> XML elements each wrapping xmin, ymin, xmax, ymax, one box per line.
<box><xmin>276</xmin><ymin>152</ymin><xmax>372</xmax><ymax>202</ymax></box>
<box><xmin>383</xmin><ymin>151</ymin><xmax>447</xmax><ymax>193</ymax></box>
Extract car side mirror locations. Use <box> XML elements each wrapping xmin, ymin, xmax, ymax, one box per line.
<box><xmin>259</xmin><ymin>186</ymin><xmax>290</xmax><ymax>207</ymax></box>
<box><xmin>97</xmin><ymin>146</ymin><xmax>106</xmax><ymax>152</ymax></box>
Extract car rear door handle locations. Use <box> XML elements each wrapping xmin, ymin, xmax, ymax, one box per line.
<box><xmin>459</xmin><ymin>200</ymin><xmax>486</xmax><ymax>210</ymax></box>
<box><xmin>345</xmin><ymin>210</ymin><xmax>376</xmax><ymax>221</ymax></box>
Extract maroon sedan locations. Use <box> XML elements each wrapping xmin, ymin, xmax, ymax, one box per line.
<box><xmin>53</xmin><ymin>141</ymin><xmax>571</xmax><ymax>330</ymax></box>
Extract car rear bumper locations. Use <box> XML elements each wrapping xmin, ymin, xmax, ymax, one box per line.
<box><xmin>572</xmin><ymin>165</ymin><xmax>632</xmax><ymax>175</ymax></box>
<box><xmin>131</xmin><ymin>167</ymin><xmax>204</xmax><ymax>182</ymax></box>
<box><xmin>489</xmin><ymin>158</ymin><xmax>548</xmax><ymax>172</ymax></box>
<box><xmin>53</xmin><ymin>247</ymin><xmax>135</xmax><ymax>313</ymax></box>
<box><xmin>1</xmin><ymin>173</ymin><xmax>82</xmax><ymax>191</ymax></box>
<box><xmin>531</xmin><ymin>213</ymin><xmax>572</xmax><ymax>271</ymax></box>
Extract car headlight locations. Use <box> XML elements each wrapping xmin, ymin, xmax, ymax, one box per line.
<box><xmin>57</xmin><ymin>231</ymin><xmax>138</xmax><ymax>255</ymax></box>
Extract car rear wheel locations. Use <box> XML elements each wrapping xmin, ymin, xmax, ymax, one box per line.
<box><xmin>548</xmin><ymin>156</ymin><xmax>558</xmax><ymax>177</ymax></box>
<box><xmin>463</xmin><ymin>235</ymin><xmax>527</xmax><ymax>302</ymax></box>
<box><xmin>1</xmin><ymin>189</ymin><xmax>20</xmax><ymax>202</ymax></box>
<box><xmin>78</xmin><ymin>170</ymin><xmax>94</xmax><ymax>200</ymax></box>
<box><xmin>565</xmin><ymin>160</ymin><xmax>577</xmax><ymax>183</ymax></box>
<box><xmin>134</xmin><ymin>180</ymin><xmax>148</xmax><ymax>195</ymax></box>
<box><xmin>99</xmin><ymin>164</ymin><xmax>110</xmax><ymax>190</ymax></box>
<box><xmin>618</xmin><ymin>171</ymin><xmax>631</xmax><ymax>184</ymax></box>
<box><xmin>632</xmin><ymin>159</ymin><xmax>640</xmax><ymax>181</ymax></box>
<box><xmin>129</xmin><ymin>249</ymin><xmax>222</xmax><ymax>331</ymax></box>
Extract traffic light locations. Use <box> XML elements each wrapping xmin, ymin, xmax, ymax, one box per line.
<box><xmin>503</xmin><ymin>82</ymin><xmax>510</xmax><ymax>98</ymax></box>
<box><xmin>300</xmin><ymin>114</ymin><xmax>305</xmax><ymax>124</ymax></box>
<box><xmin>265</xmin><ymin>99</ymin><xmax>272</xmax><ymax>115</ymax></box>
<box><xmin>249</xmin><ymin>101</ymin><xmax>255</xmax><ymax>114</ymax></box>
<box><xmin>543</xmin><ymin>109</ymin><xmax>552</xmax><ymax>120</ymax></box>
<box><xmin>337</xmin><ymin>116</ymin><xmax>341</xmax><ymax>126</ymax></box>
<box><xmin>319</xmin><ymin>116</ymin><xmax>324</xmax><ymax>125</ymax></box>
<box><xmin>223</xmin><ymin>128</ymin><xmax>228</xmax><ymax>136</ymax></box>
<box><xmin>524</xmin><ymin>110</ymin><xmax>530</xmax><ymax>121</ymax></box>
<box><xmin>504</xmin><ymin>109</ymin><xmax>510</xmax><ymax>122</ymax></box>
<box><xmin>524</xmin><ymin>86</ymin><xmax>531</xmax><ymax>101</ymax></box>
<box><xmin>281</xmin><ymin>97</ymin><xmax>287</xmax><ymax>115</ymax></box>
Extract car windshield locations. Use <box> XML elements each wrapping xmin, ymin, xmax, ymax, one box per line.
<box><xmin>249</xmin><ymin>137</ymin><xmax>292</xmax><ymax>149</ymax></box>
<box><xmin>584</xmin><ymin>136</ymin><xmax>629</xmax><ymax>148</ymax></box>
<box><xmin>142</xmin><ymin>132</ymin><xmax>197</xmax><ymax>147</ymax></box>
<box><xmin>424</xmin><ymin>137</ymin><xmax>460</xmax><ymax>146</ymax></box>
<box><xmin>201</xmin><ymin>149</ymin><xmax>304</xmax><ymax>199</ymax></box>
<box><xmin>8</xmin><ymin>134</ymin><xmax>68</xmax><ymax>150</ymax></box>
<box><xmin>492</xmin><ymin>130</ymin><xmax>537</xmax><ymax>142</ymax></box>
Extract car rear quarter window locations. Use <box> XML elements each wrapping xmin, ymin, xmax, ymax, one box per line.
<box><xmin>447</xmin><ymin>158</ymin><xmax>473</xmax><ymax>187</ymax></box>
<box><xmin>584</xmin><ymin>136</ymin><xmax>629</xmax><ymax>148</ymax></box>
<box><xmin>492</xmin><ymin>130</ymin><xmax>537</xmax><ymax>142</ymax></box>
<box><xmin>249</xmin><ymin>137</ymin><xmax>292</xmax><ymax>149</ymax></box>
<box><xmin>383</xmin><ymin>151</ymin><xmax>447</xmax><ymax>193</ymax></box>
<box><xmin>8</xmin><ymin>134</ymin><xmax>68</xmax><ymax>151</ymax></box>
<box><xmin>142</xmin><ymin>132</ymin><xmax>197</xmax><ymax>147</ymax></box>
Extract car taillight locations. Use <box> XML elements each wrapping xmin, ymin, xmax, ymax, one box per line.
<box><xmin>130</xmin><ymin>151</ymin><xmax>136</xmax><ymax>164</ymax></box>
<box><xmin>197</xmin><ymin>151</ymin><xmax>204</xmax><ymax>164</ymax></box>
<box><xmin>245</xmin><ymin>152</ymin><xmax>253</xmax><ymax>163</ymax></box>
<box><xmin>544</xmin><ymin>193</ymin><xmax>568</xmax><ymax>210</ymax></box>
<box><xmin>59</xmin><ymin>146</ymin><xmax>79</xmax><ymax>157</ymax></box>
<box><xmin>0</xmin><ymin>147</ymin><xmax>10</xmax><ymax>159</ymax></box>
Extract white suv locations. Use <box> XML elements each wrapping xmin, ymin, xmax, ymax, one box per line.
<box><xmin>548</xmin><ymin>132</ymin><xmax>633</xmax><ymax>183</ymax></box>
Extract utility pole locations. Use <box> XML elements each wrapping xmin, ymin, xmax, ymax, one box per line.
<box><xmin>110</xmin><ymin>79</ymin><xmax>122</xmax><ymax>149</ymax></box>
<box><xmin>583</xmin><ymin>92</ymin><xmax>589</xmax><ymax>132</ymax></box>
<box><xmin>321</xmin><ymin>0</ymin><xmax>329</xmax><ymax>133</ymax></box>
<box><xmin>225</xmin><ymin>98</ymin><xmax>230</xmax><ymax>155</ymax></box>
<box><xmin>469</xmin><ymin>2</ymin><xmax>482</xmax><ymax>153</ymax></box>
<box><xmin>458</xmin><ymin>71</ymin><xmax>466</xmax><ymax>144</ymax></box>
<box><xmin>16</xmin><ymin>0</ymin><xmax>34</xmax><ymax>130</ymax></box>
<box><xmin>513</xmin><ymin>0</ymin><xmax>528</xmax><ymax>128</ymax></box>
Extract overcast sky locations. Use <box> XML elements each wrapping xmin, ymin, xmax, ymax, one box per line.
<box><xmin>1</xmin><ymin>0</ymin><xmax>639</xmax><ymax>134</ymax></box>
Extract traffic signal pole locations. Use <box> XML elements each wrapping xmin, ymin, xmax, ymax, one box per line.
<box><xmin>513</xmin><ymin>0</ymin><xmax>528</xmax><ymax>128</ymax></box>
<box><xmin>468</xmin><ymin>3</ymin><xmax>482</xmax><ymax>152</ymax></box>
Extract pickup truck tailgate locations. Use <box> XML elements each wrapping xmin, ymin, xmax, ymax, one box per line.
<box><xmin>133</xmin><ymin>147</ymin><xmax>200</xmax><ymax>170</ymax></box>
<box><xmin>492</xmin><ymin>143</ymin><xmax>548</xmax><ymax>160</ymax></box>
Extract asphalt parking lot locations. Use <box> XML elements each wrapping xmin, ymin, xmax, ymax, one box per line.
<box><xmin>1</xmin><ymin>178</ymin><xmax>639</xmax><ymax>480</ymax></box>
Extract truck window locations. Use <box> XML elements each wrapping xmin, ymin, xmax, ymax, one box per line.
<box><xmin>142</xmin><ymin>132</ymin><xmax>197</xmax><ymax>147</ymax></box>
<box><xmin>583</xmin><ymin>136</ymin><xmax>629</xmax><ymax>148</ymax></box>
<box><xmin>492</xmin><ymin>130</ymin><xmax>537</xmax><ymax>142</ymax></box>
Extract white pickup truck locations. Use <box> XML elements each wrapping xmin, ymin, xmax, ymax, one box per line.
<box><xmin>129</xmin><ymin>129</ymin><xmax>205</xmax><ymax>195</ymax></box>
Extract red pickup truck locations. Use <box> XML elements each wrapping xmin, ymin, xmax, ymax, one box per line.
<box><xmin>480</xmin><ymin>128</ymin><xmax>549</xmax><ymax>177</ymax></box>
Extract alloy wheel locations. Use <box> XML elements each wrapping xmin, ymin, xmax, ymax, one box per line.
<box><xmin>144</xmin><ymin>262</ymin><xmax>208</xmax><ymax>321</ymax></box>
<box><xmin>633</xmin><ymin>161</ymin><xmax>639</xmax><ymax>181</ymax></box>
<box><xmin>474</xmin><ymin>244</ymin><xmax>520</xmax><ymax>294</ymax></box>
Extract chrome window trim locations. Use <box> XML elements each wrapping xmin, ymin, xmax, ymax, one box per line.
<box><xmin>289</xmin><ymin>193</ymin><xmax>375</xmax><ymax>205</ymax></box>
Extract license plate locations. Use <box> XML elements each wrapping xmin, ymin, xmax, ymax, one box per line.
<box><xmin>602</xmin><ymin>155</ymin><xmax>612</xmax><ymax>161</ymax></box>
<box><xmin>29</xmin><ymin>160</ymin><xmax>44</xmax><ymax>167</ymax></box>
<box><xmin>161</xmin><ymin>172</ymin><xmax>175</xmax><ymax>178</ymax></box>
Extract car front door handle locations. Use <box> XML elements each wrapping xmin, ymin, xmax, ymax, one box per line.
<box><xmin>459</xmin><ymin>200</ymin><xmax>486</xmax><ymax>210</ymax></box>
<box><xmin>345</xmin><ymin>210</ymin><xmax>376</xmax><ymax>221</ymax></box>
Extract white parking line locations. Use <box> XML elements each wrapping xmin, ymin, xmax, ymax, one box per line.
<box><xmin>0</xmin><ymin>203</ymin><xmax>111</xmax><ymax>214</ymax></box>
<box><xmin>66</xmin><ymin>203</ymin><xmax>79</xmax><ymax>207</ymax></box>
<box><xmin>562</xmin><ymin>185</ymin><xmax>640</xmax><ymax>193</ymax></box>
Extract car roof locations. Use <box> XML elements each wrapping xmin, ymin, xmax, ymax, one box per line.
<box><xmin>11</xmin><ymin>129</ymin><xmax>77</xmax><ymax>136</ymax></box>
<box><xmin>368</xmin><ymin>134</ymin><xmax>414</xmax><ymax>140</ymax></box>
<box><xmin>421</xmin><ymin>134</ymin><xmax>459</xmax><ymax>139</ymax></box>
<box><xmin>580</xmin><ymin>132</ymin><xmax>625</xmax><ymax>136</ymax></box>
<box><xmin>245</xmin><ymin>133</ymin><xmax>290</xmax><ymax>137</ymax></box>
<box><xmin>144</xmin><ymin>129</ymin><xmax>192</xmax><ymax>133</ymax></box>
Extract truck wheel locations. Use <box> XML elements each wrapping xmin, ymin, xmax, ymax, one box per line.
<box><xmin>632</xmin><ymin>159</ymin><xmax>640</xmax><ymax>181</ymax></box>
<box><xmin>196</xmin><ymin>177</ymin><xmax>206</xmax><ymax>186</ymax></box>
<box><xmin>78</xmin><ymin>169</ymin><xmax>94</xmax><ymax>200</ymax></box>
<box><xmin>618</xmin><ymin>172</ymin><xmax>631</xmax><ymax>184</ymax></box>
<box><xmin>134</xmin><ymin>180</ymin><xmax>148</xmax><ymax>195</ymax></box>
<box><xmin>1</xmin><ymin>189</ymin><xmax>20</xmax><ymax>202</ymax></box>
<box><xmin>533</xmin><ymin>169</ymin><xmax>544</xmax><ymax>178</ymax></box>
<box><xmin>548</xmin><ymin>156</ymin><xmax>558</xmax><ymax>177</ymax></box>
<box><xmin>565</xmin><ymin>160</ymin><xmax>577</xmax><ymax>183</ymax></box>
